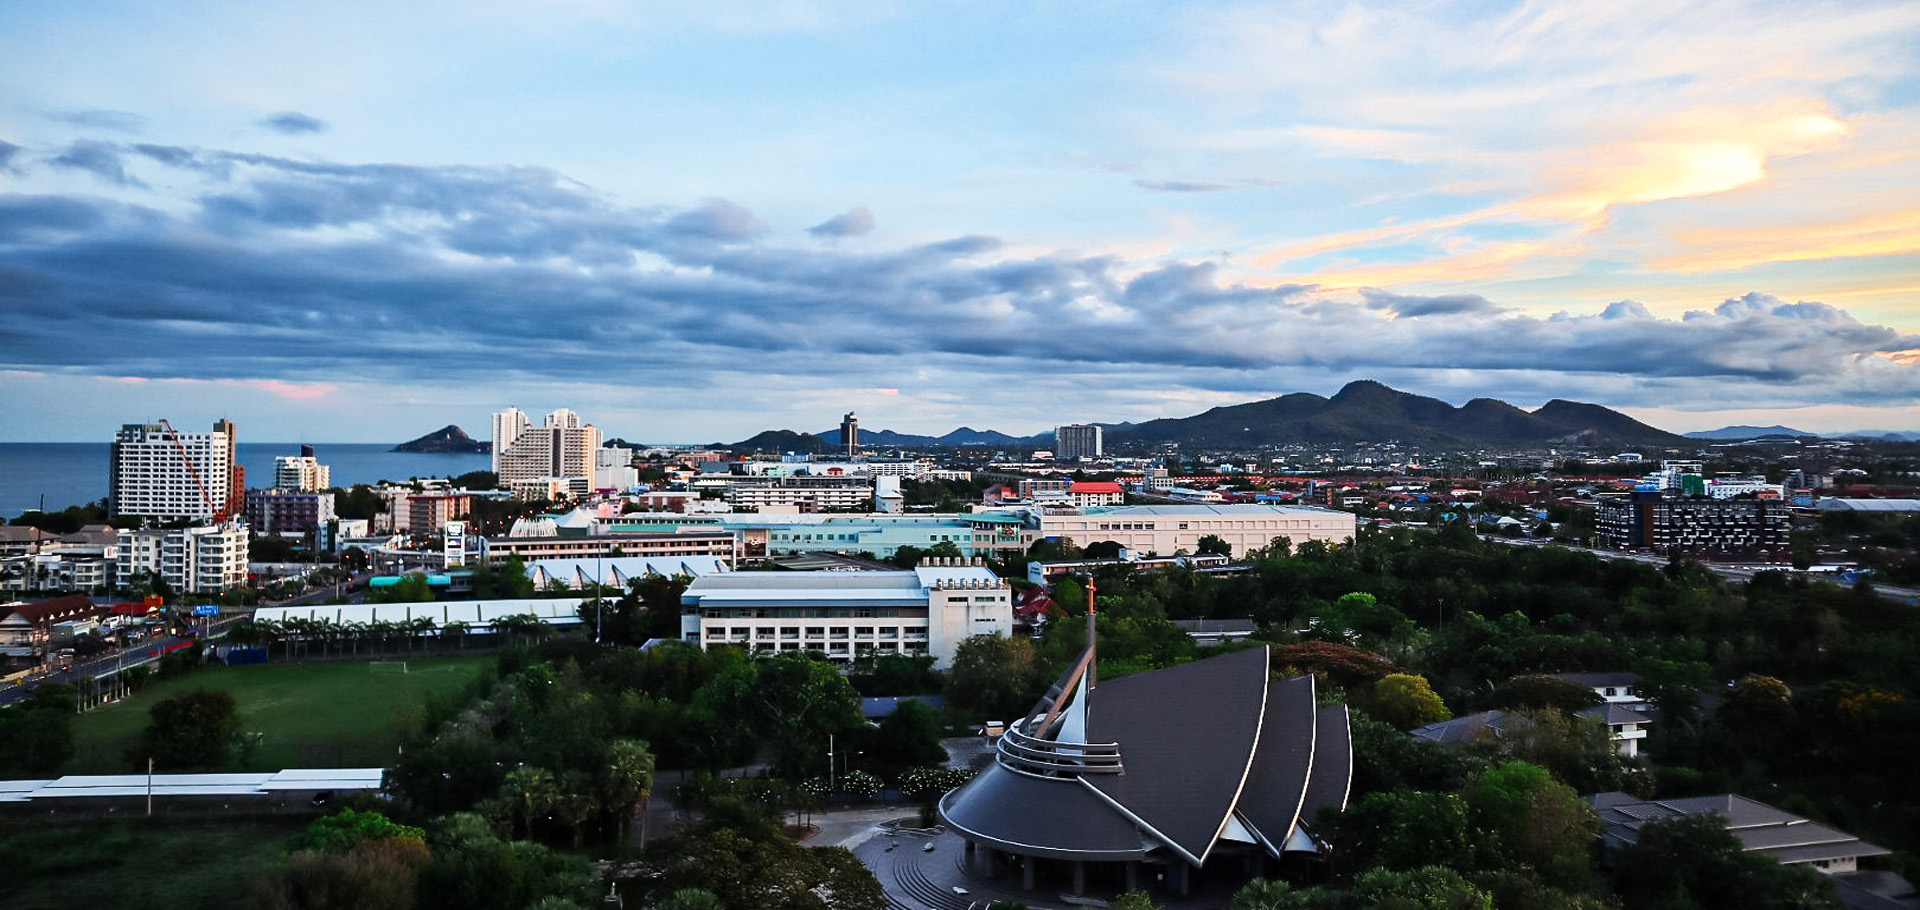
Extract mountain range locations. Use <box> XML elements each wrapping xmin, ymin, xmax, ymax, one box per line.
<box><xmin>725</xmin><ymin>380</ymin><xmax>1693</xmax><ymax>452</ymax></box>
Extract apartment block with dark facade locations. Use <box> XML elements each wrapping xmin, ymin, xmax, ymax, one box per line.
<box><xmin>1596</xmin><ymin>489</ymin><xmax>1789</xmax><ymax>555</ymax></box>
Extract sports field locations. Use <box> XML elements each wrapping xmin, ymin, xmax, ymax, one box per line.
<box><xmin>66</xmin><ymin>656</ymin><xmax>494</xmax><ymax>773</ymax></box>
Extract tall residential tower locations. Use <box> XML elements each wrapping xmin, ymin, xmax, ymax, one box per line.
<box><xmin>109</xmin><ymin>419</ymin><xmax>240</xmax><ymax>522</ymax></box>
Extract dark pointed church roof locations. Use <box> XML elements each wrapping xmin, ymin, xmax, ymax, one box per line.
<box><xmin>939</xmin><ymin>645</ymin><xmax>1348</xmax><ymax>868</ymax></box>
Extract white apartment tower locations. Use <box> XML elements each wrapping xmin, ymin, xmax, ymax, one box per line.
<box><xmin>274</xmin><ymin>444</ymin><xmax>331</xmax><ymax>491</ymax></box>
<box><xmin>495</xmin><ymin>408</ymin><xmax>602</xmax><ymax>487</ymax></box>
<box><xmin>492</xmin><ymin>407</ymin><xmax>532</xmax><ymax>475</ymax></box>
<box><xmin>116</xmin><ymin>523</ymin><xmax>250</xmax><ymax>594</ymax></box>
<box><xmin>109</xmin><ymin>420</ymin><xmax>239</xmax><ymax>522</ymax></box>
<box><xmin>1055</xmin><ymin>423</ymin><xmax>1103</xmax><ymax>461</ymax></box>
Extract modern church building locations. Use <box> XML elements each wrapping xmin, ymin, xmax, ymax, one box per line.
<box><xmin>938</xmin><ymin>617</ymin><xmax>1351</xmax><ymax>899</ymax></box>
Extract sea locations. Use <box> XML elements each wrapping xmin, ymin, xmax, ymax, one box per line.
<box><xmin>0</xmin><ymin>443</ymin><xmax>491</xmax><ymax>519</ymax></box>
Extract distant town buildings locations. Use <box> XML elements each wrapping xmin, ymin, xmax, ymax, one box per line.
<box><xmin>108</xmin><ymin>419</ymin><xmax>241</xmax><ymax>522</ymax></box>
<box><xmin>1055</xmin><ymin>423</ymin><xmax>1103</xmax><ymax>461</ymax></box>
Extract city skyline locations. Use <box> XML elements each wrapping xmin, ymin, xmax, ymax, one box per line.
<box><xmin>3</xmin><ymin>1</ymin><xmax>1919</xmax><ymax>442</ymax></box>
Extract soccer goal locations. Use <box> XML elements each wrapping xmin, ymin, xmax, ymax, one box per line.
<box><xmin>369</xmin><ymin>661</ymin><xmax>409</xmax><ymax>675</ymax></box>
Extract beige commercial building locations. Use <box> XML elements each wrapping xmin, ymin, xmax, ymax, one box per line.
<box><xmin>1038</xmin><ymin>504</ymin><xmax>1354</xmax><ymax>557</ymax></box>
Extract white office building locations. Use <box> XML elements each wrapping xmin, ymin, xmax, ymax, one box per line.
<box><xmin>109</xmin><ymin>420</ymin><xmax>238</xmax><ymax>522</ymax></box>
<box><xmin>680</xmin><ymin>564</ymin><xmax>1012</xmax><ymax>667</ymax></box>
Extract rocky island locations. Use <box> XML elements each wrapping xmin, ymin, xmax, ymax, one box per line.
<box><xmin>392</xmin><ymin>425</ymin><xmax>491</xmax><ymax>453</ymax></box>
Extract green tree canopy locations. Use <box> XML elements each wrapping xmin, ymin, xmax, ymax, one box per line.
<box><xmin>138</xmin><ymin>689</ymin><xmax>239</xmax><ymax>771</ymax></box>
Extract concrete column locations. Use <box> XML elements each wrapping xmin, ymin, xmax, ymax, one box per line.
<box><xmin>1022</xmin><ymin>858</ymin><xmax>1036</xmax><ymax>890</ymax></box>
<box><xmin>1072</xmin><ymin>861</ymin><xmax>1086</xmax><ymax>896</ymax></box>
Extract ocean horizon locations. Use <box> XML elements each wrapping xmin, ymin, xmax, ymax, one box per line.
<box><xmin>0</xmin><ymin>442</ymin><xmax>491</xmax><ymax>520</ymax></box>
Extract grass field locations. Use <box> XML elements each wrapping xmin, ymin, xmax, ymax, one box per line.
<box><xmin>67</xmin><ymin>656</ymin><xmax>494</xmax><ymax>773</ymax></box>
<box><xmin>0</xmin><ymin>817</ymin><xmax>306</xmax><ymax>910</ymax></box>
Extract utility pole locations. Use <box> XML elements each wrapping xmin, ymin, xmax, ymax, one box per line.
<box><xmin>146</xmin><ymin>757</ymin><xmax>153</xmax><ymax>817</ymax></box>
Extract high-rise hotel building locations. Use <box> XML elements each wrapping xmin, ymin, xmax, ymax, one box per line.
<box><xmin>109</xmin><ymin>419</ymin><xmax>241</xmax><ymax>522</ymax></box>
<box><xmin>1055</xmin><ymin>423</ymin><xmax>1103</xmax><ymax>461</ymax></box>
<box><xmin>493</xmin><ymin>407</ymin><xmax>601</xmax><ymax>487</ymax></box>
<box><xmin>274</xmin><ymin>444</ymin><xmax>331</xmax><ymax>491</ymax></box>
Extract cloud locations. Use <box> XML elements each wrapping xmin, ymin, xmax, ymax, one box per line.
<box><xmin>0</xmin><ymin>140</ymin><xmax>20</xmax><ymax>172</ymax></box>
<box><xmin>0</xmin><ymin>141</ymin><xmax>1913</xmax><ymax>426</ymax></box>
<box><xmin>44</xmin><ymin>109</ymin><xmax>145</xmax><ymax>132</ymax></box>
<box><xmin>258</xmin><ymin>112</ymin><xmax>327</xmax><ymax>135</ymax></box>
<box><xmin>1133</xmin><ymin>179</ymin><xmax>1232</xmax><ymax>193</ymax></box>
<box><xmin>49</xmin><ymin>140</ymin><xmax>144</xmax><ymax>187</ymax></box>
<box><xmin>1361</xmin><ymin>289</ymin><xmax>1503</xmax><ymax>317</ymax></box>
<box><xmin>808</xmin><ymin>207</ymin><xmax>875</xmax><ymax>237</ymax></box>
<box><xmin>666</xmin><ymin>198</ymin><xmax>765</xmax><ymax>241</ymax></box>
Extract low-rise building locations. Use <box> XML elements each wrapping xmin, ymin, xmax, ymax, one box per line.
<box><xmin>407</xmin><ymin>494</ymin><xmax>471</xmax><ymax>534</ymax></box>
<box><xmin>115</xmin><ymin>523</ymin><xmax>249</xmax><ymax>594</ymax></box>
<box><xmin>481</xmin><ymin>530</ymin><xmax>740</xmax><ymax>566</ymax></box>
<box><xmin>679</xmin><ymin>563</ymin><xmax>1012</xmax><ymax>667</ymax></box>
<box><xmin>1590</xmin><ymin>792</ymin><xmax>1890</xmax><ymax>876</ymax></box>
<box><xmin>1038</xmin><ymin>504</ymin><xmax>1355</xmax><ymax>557</ymax></box>
<box><xmin>0</xmin><ymin>594</ymin><xmax>105</xmax><ymax>667</ymax></box>
<box><xmin>245</xmin><ymin>488</ymin><xmax>337</xmax><ymax>534</ymax></box>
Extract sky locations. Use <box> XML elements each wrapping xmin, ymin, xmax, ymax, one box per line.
<box><xmin>2</xmin><ymin>0</ymin><xmax>1918</xmax><ymax>444</ymax></box>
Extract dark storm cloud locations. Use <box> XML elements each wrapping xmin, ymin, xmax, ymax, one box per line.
<box><xmin>49</xmin><ymin>140</ymin><xmax>144</xmax><ymax>187</ymax></box>
<box><xmin>1</xmin><ymin>139</ymin><xmax>1916</xmax><ymax>411</ymax></box>
<box><xmin>44</xmin><ymin>109</ymin><xmax>145</xmax><ymax>132</ymax></box>
<box><xmin>808</xmin><ymin>207</ymin><xmax>875</xmax><ymax>237</ymax></box>
<box><xmin>258</xmin><ymin>112</ymin><xmax>327</xmax><ymax>135</ymax></box>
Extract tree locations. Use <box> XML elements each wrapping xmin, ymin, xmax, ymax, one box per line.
<box><xmin>303</xmin><ymin>808</ymin><xmax>426</xmax><ymax>852</ymax></box>
<box><xmin>1463</xmin><ymin>761</ymin><xmax>1597</xmax><ymax>892</ymax></box>
<box><xmin>1614</xmin><ymin>813</ymin><xmax>1839</xmax><ymax>910</ymax></box>
<box><xmin>371</xmin><ymin>573</ymin><xmax>434</xmax><ymax>603</ymax></box>
<box><xmin>1196</xmin><ymin>534</ymin><xmax>1232</xmax><ymax>557</ymax></box>
<box><xmin>138</xmin><ymin>689</ymin><xmax>239</xmax><ymax>770</ymax></box>
<box><xmin>1113</xmin><ymin>892</ymin><xmax>1164</xmax><ymax>910</ymax></box>
<box><xmin>866</xmin><ymin>698</ymin><xmax>947</xmax><ymax>778</ymax></box>
<box><xmin>946</xmin><ymin>633</ymin><xmax>1043</xmax><ymax>720</ymax></box>
<box><xmin>1349</xmin><ymin>865</ymin><xmax>1493</xmax><ymax>910</ymax></box>
<box><xmin>0</xmin><ymin>687</ymin><xmax>76</xmax><ymax>777</ymax></box>
<box><xmin>1364</xmin><ymin>673</ymin><xmax>1451</xmax><ymax>730</ymax></box>
<box><xmin>248</xmin><ymin>839</ymin><xmax>429</xmax><ymax>910</ymax></box>
<box><xmin>601</xmin><ymin>738</ymin><xmax>656</xmax><ymax>843</ymax></box>
<box><xmin>500</xmin><ymin>765</ymin><xmax>559</xmax><ymax>840</ymax></box>
<box><xmin>658</xmin><ymin>890</ymin><xmax>726</xmax><ymax>910</ymax></box>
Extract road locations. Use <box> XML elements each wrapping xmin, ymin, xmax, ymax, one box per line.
<box><xmin>0</xmin><ymin>613</ymin><xmax>251</xmax><ymax>708</ymax></box>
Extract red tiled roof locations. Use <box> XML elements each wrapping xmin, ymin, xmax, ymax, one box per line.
<box><xmin>2</xmin><ymin>594</ymin><xmax>100</xmax><ymax>625</ymax></box>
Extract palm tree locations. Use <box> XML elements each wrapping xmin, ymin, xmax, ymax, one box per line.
<box><xmin>600</xmin><ymin>738</ymin><xmax>656</xmax><ymax>845</ymax></box>
<box><xmin>407</xmin><ymin>616</ymin><xmax>437</xmax><ymax>652</ymax></box>
<box><xmin>443</xmin><ymin>620</ymin><xmax>471</xmax><ymax>651</ymax></box>
<box><xmin>501</xmin><ymin>765</ymin><xmax>557</xmax><ymax>840</ymax></box>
